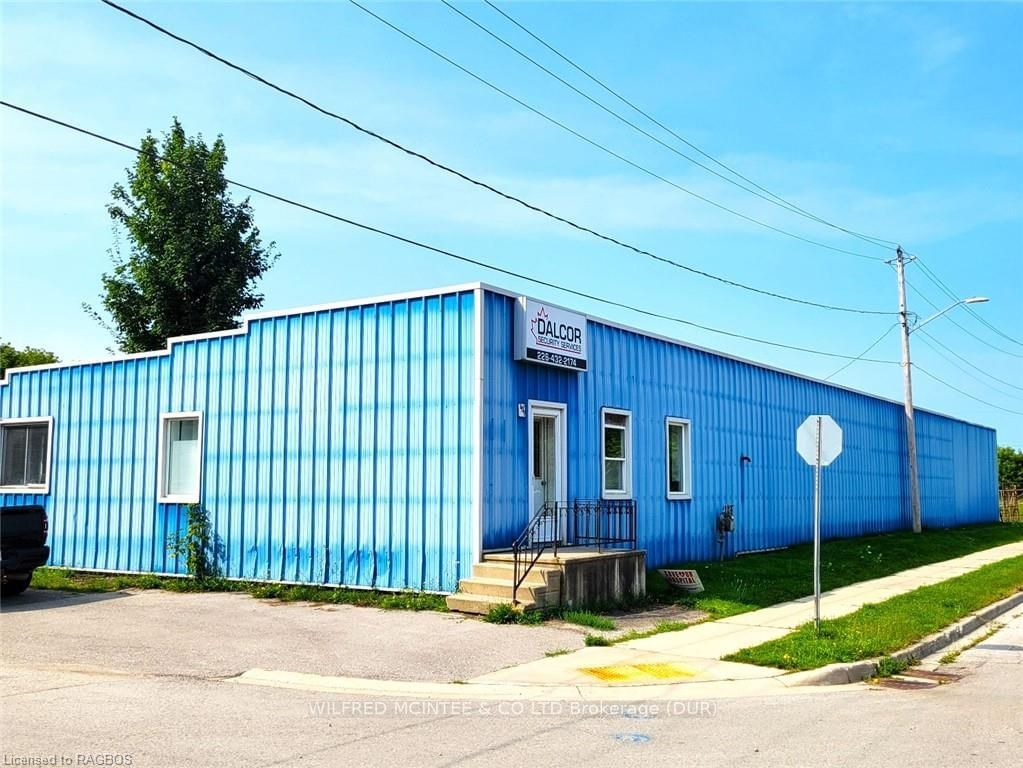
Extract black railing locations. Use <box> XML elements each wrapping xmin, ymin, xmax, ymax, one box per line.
<box><xmin>564</xmin><ymin>499</ymin><xmax>638</xmax><ymax>551</ymax></box>
<box><xmin>511</xmin><ymin>499</ymin><xmax>637</xmax><ymax>605</ymax></box>
<box><xmin>511</xmin><ymin>503</ymin><xmax>561</xmax><ymax>606</ymax></box>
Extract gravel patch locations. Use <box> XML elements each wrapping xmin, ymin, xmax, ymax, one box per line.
<box><xmin>551</xmin><ymin>603</ymin><xmax>708</xmax><ymax>638</ymax></box>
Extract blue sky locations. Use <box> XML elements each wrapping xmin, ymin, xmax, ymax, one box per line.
<box><xmin>1</xmin><ymin>1</ymin><xmax>1021</xmax><ymax>445</ymax></box>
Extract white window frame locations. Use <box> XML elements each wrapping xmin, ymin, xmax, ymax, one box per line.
<box><xmin>665</xmin><ymin>417</ymin><xmax>693</xmax><ymax>500</ymax></box>
<box><xmin>600</xmin><ymin>407</ymin><xmax>632</xmax><ymax>499</ymax></box>
<box><xmin>0</xmin><ymin>416</ymin><xmax>54</xmax><ymax>494</ymax></box>
<box><xmin>157</xmin><ymin>411</ymin><xmax>204</xmax><ymax>504</ymax></box>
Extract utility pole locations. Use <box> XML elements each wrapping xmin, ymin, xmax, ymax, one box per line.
<box><xmin>895</xmin><ymin>246</ymin><xmax>922</xmax><ymax>534</ymax></box>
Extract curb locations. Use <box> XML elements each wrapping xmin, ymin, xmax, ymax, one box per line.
<box><xmin>230</xmin><ymin>667</ymin><xmax>858</xmax><ymax>701</ymax></box>
<box><xmin>783</xmin><ymin>589</ymin><xmax>1023</xmax><ymax>687</ymax></box>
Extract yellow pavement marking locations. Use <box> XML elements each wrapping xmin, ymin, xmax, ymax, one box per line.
<box><xmin>580</xmin><ymin>663</ymin><xmax>697</xmax><ymax>683</ymax></box>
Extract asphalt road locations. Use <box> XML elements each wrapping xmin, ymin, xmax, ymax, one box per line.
<box><xmin>2</xmin><ymin>590</ymin><xmax>1021</xmax><ymax>768</ymax></box>
<box><xmin>0</xmin><ymin>587</ymin><xmax>586</xmax><ymax>681</ymax></box>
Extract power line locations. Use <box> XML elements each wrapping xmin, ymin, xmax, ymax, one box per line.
<box><xmin>903</xmin><ymin>250</ymin><xmax>1018</xmax><ymax>346</ymax></box>
<box><xmin>474</xmin><ymin>0</ymin><xmax>1022</xmax><ymax>357</ymax></box>
<box><xmin>443</xmin><ymin>0</ymin><xmax>894</xmax><ymax>251</ymax></box>
<box><xmin>904</xmin><ymin>273</ymin><xmax>1023</xmax><ymax>359</ymax></box>
<box><xmin>914</xmin><ymin>365</ymin><xmax>1023</xmax><ymax>417</ymax></box>
<box><xmin>823</xmin><ymin>323</ymin><xmax>898</xmax><ymax>381</ymax></box>
<box><xmin>0</xmin><ymin>100</ymin><xmax>903</xmax><ymax>368</ymax></box>
<box><xmin>917</xmin><ymin>329</ymin><xmax>1023</xmax><ymax>393</ymax></box>
<box><xmin>341</xmin><ymin>0</ymin><xmax>886</xmax><ymax>262</ymax></box>
<box><xmin>916</xmin><ymin>333</ymin><xmax>1023</xmax><ymax>402</ymax></box>
<box><xmin>475</xmin><ymin>0</ymin><xmax>899</xmax><ymax>251</ymax></box>
<box><xmin>95</xmin><ymin>0</ymin><xmax>894</xmax><ymax>316</ymax></box>
<box><xmin>913</xmin><ymin>255</ymin><xmax>1023</xmax><ymax>347</ymax></box>
<box><xmin>93</xmin><ymin>1</ymin><xmax>1018</xmax><ymax>421</ymax></box>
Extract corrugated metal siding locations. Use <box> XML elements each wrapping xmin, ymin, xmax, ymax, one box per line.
<box><xmin>481</xmin><ymin>291</ymin><xmax>999</xmax><ymax>565</ymax></box>
<box><xmin>916</xmin><ymin>409</ymin><xmax>999</xmax><ymax>529</ymax></box>
<box><xmin>0</xmin><ymin>290</ymin><xmax>476</xmax><ymax>592</ymax></box>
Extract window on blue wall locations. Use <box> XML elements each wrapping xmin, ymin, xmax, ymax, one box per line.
<box><xmin>158</xmin><ymin>413</ymin><xmax>203</xmax><ymax>503</ymax></box>
<box><xmin>602</xmin><ymin>408</ymin><xmax>632</xmax><ymax>497</ymax></box>
<box><xmin>0</xmin><ymin>418</ymin><xmax>52</xmax><ymax>492</ymax></box>
<box><xmin>666</xmin><ymin>417</ymin><xmax>692</xmax><ymax>500</ymax></box>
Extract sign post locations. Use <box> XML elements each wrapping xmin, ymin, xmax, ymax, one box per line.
<box><xmin>796</xmin><ymin>415</ymin><xmax>843</xmax><ymax>632</ymax></box>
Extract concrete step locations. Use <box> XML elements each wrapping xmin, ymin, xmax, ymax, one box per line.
<box><xmin>445</xmin><ymin>593</ymin><xmax>536</xmax><ymax>615</ymax></box>
<box><xmin>456</xmin><ymin>577</ymin><xmax>553</xmax><ymax>605</ymax></box>
<box><xmin>484</xmin><ymin>547</ymin><xmax>635</xmax><ymax>565</ymax></box>
<box><xmin>471</xmin><ymin>561</ymin><xmax>560</xmax><ymax>585</ymax></box>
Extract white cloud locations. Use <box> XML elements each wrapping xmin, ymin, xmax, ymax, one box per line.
<box><xmin>2</xmin><ymin>1</ymin><xmax>1018</xmax><ymax>281</ymax></box>
<box><xmin>4</xmin><ymin>106</ymin><xmax>1020</xmax><ymax>259</ymax></box>
<box><xmin>913</xmin><ymin>23</ymin><xmax>969</xmax><ymax>72</ymax></box>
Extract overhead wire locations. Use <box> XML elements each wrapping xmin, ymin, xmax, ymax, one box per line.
<box><xmin>904</xmin><ymin>273</ymin><xmax>1023</xmax><ymax>359</ymax></box>
<box><xmin>340</xmin><ymin>0</ymin><xmax>886</xmax><ymax>262</ymax></box>
<box><xmin>96</xmin><ymin>0</ymin><xmax>895</xmax><ymax>316</ymax></box>
<box><xmin>914</xmin><ymin>365</ymin><xmax>1023</xmax><ymax>416</ymax></box>
<box><xmin>913</xmin><ymin>255</ymin><xmax>1023</xmax><ymax>347</ymax></box>
<box><xmin>916</xmin><ymin>329</ymin><xmax>1023</xmax><ymax>393</ymax></box>
<box><xmin>0</xmin><ymin>100</ymin><xmax>903</xmax><ymax>367</ymax></box>
<box><xmin>915</xmin><ymin>333</ymin><xmax>1023</xmax><ymax>402</ymax></box>
<box><xmin>471</xmin><ymin>0</ymin><xmax>899</xmax><ymax>251</ymax></box>
<box><xmin>823</xmin><ymin>323</ymin><xmax>898</xmax><ymax>381</ymax></box>
<box><xmin>84</xmin><ymin>2</ymin><xmax>1018</xmax><ymax>420</ymax></box>
<box><xmin>442</xmin><ymin>0</ymin><xmax>894</xmax><ymax>249</ymax></box>
<box><xmin>454</xmin><ymin>4</ymin><xmax>1020</xmax><ymax>361</ymax></box>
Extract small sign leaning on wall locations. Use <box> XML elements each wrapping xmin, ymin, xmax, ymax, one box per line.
<box><xmin>659</xmin><ymin>568</ymin><xmax>704</xmax><ymax>593</ymax></box>
<box><xmin>515</xmin><ymin>297</ymin><xmax>589</xmax><ymax>371</ymax></box>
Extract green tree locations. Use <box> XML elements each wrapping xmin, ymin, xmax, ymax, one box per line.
<box><xmin>998</xmin><ymin>446</ymin><xmax>1023</xmax><ymax>488</ymax></box>
<box><xmin>0</xmin><ymin>341</ymin><xmax>58</xmax><ymax>378</ymax></box>
<box><xmin>89</xmin><ymin>118</ymin><xmax>277</xmax><ymax>353</ymax></box>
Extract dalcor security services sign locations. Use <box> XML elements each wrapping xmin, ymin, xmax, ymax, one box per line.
<box><xmin>515</xmin><ymin>297</ymin><xmax>588</xmax><ymax>371</ymax></box>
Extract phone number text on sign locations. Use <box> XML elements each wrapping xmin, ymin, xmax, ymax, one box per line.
<box><xmin>526</xmin><ymin>348</ymin><xmax>588</xmax><ymax>370</ymax></box>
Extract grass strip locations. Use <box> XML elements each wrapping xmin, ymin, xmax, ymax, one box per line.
<box><xmin>30</xmin><ymin>523</ymin><xmax>1022</xmax><ymax>623</ymax></box>
<box><xmin>611</xmin><ymin>620</ymin><xmax>691</xmax><ymax>644</ymax></box>
<box><xmin>938</xmin><ymin>623</ymin><xmax>1003</xmax><ymax>665</ymax></box>
<box><xmin>29</xmin><ymin>568</ymin><xmax>447</xmax><ymax>611</ymax></box>
<box><xmin>722</xmin><ymin>554</ymin><xmax>1023</xmax><ymax>670</ymax></box>
<box><xmin>562</xmin><ymin>610</ymin><xmax>617</xmax><ymax>631</ymax></box>
<box><xmin>650</xmin><ymin>522</ymin><xmax>1023</xmax><ymax>621</ymax></box>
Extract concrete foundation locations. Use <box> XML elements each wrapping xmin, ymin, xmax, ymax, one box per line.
<box><xmin>555</xmin><ymin>549</ymin><xmax>647</xmax><ymax>607</ymax></box>
<box><xmin>450</xmin><ymin>548</ymin><xmax>646</xmax><ymax>612</ymax></box>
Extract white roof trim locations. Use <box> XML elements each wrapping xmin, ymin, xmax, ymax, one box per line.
<box><xmin>0</xmin><ymin>280</ymin><xmax>993</xmax><ymax>432</ymax></box>
<box><xmin>475</xmin><ymin>282</ymin><xmax>994</xmax><ymax>432</ymax></box>
<box><xmin>0</xmin><ymin>282</ymin><xmax>483</xmax><ymax>385</ymax></box>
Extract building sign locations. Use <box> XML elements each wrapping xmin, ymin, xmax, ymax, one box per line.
<box><xmin>514</xmin><ymin>297</ymin><xmax>588</xmax><ymax>371</ymax></box>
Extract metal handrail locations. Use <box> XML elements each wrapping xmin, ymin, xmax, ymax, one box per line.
<box><xmin>510</xmin><ymin>499</ymin><xmax>637</xmax><ymax>606</ymax></box>
<box><xmin>511</xmin><ymin>502</ymin><xmax>560</xmax><ymax>606</ymax></box>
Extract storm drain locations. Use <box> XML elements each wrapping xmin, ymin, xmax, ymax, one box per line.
<box><xmin>871</xmin><ymin>668</ymin><xmax>963</xmax><ymax>690</ymax></box>
<box><xmin>901</xmin><ymin>669</ymin><xmax>962</xmax><ymax>683</ymax></box>
<box><xmin>872</xmin><ymin>677</ymin><xmax>938</xmax><ymax>690</ymax></box>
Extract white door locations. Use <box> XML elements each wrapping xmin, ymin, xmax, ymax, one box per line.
<box><xmin>528</xmin><ymin>402</ymin><xmax>566</xmax><ymax>544</ymax></box>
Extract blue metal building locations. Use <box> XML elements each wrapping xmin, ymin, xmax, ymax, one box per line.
<box><xmin>0</xmin><ymin>283</ymin><xmax>999</xmax><ymax>593</ymax></box>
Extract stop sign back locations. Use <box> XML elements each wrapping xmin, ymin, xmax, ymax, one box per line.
<box><xmin>797</xmin><ymin>415</ymin><xmax>843</xmax><ymax>466</ymax></box>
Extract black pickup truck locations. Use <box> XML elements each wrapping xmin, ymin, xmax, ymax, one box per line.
<box><xmin>1</xmin><ymin>505</ymin><xmax>50</xmax><ymax>597</ymax></box>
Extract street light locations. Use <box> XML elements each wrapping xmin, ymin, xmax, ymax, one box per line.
<box><xmin>910</xmin><ymin>297</ymin><xmax>990</xmax><ymax>334</ymax></box>
<box><xmin>894</xmin><ymin>246</ymin><xmax>990</xmax><ymax>534</ymax></box>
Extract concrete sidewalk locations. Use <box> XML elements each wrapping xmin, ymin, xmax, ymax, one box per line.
<box><xmin>468</xmin><ymin>540</ymin><xmax>1023</xmax><ymax>688</ymax></box>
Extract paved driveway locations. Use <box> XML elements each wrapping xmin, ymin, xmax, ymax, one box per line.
<box><xmin>1</xmin><ymin>588</ymin><xmax>585</xmax><ymax>682</ymax></box>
